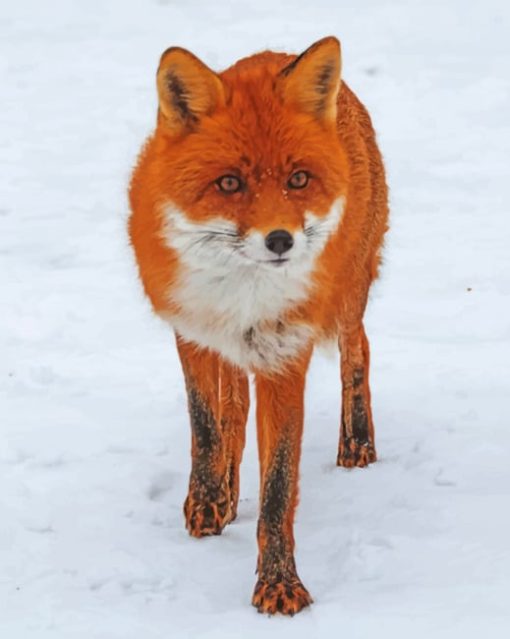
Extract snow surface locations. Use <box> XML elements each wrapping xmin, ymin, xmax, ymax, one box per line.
<box><xmin>1</xmin><ymin>0</ymin><xmax>510</xmax><ymax>637</ymax></box>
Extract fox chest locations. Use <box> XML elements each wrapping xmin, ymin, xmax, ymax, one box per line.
<box><xmin>163</xmin><ymin>263</ymin><xmax>314</xmax><ymax>371</ymax></box>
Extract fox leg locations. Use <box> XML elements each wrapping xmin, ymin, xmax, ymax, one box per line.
<box><xmin>252</xmin><ymin>350</ymin><xmax>313</xmax><ymax>615</ymax></box>
<box><xmin>176</xmin><ymin>335</ymin><xmax>249</xmax><ymax>537</ymax></box>
<box><xmin>221</xmin><ymin>366</ymin><xmax>249</xmax><ymax>521</ymax></box>
<box><xmin>337</xmin><ymin>323</ymin><xmax>377</xmax><ymax>468</ymax></box>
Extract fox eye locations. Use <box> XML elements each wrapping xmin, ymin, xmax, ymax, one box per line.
<box><xmin>216</xmin><ymin>175</ymin><xmax>243</xmax><ymax>193</ymax></box>
<box><xmin>287</xmin><ymin>170</ymin><xmax>309</xmax><ymax>189</ymax></box>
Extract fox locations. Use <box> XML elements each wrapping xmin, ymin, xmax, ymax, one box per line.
<box><xmin>128</xmin><ymin>36</ymin><xmax>389</xmax><ymax>615</ymax></box>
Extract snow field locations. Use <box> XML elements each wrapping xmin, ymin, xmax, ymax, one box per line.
<box><xmin>1</xmin><ymin>0</ymin><xmax>509</xmax><ymax>637</ymax></box>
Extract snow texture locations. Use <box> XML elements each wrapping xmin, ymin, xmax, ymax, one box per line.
<box><xmin>1</xmin><ymin>0</ymin><xmax>509</xmax><ymax>637</ymax></box>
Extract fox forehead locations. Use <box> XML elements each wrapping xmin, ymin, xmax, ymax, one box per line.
<box><xmin>166</xmin><ymin>64</ymin><xmax>337</xmax><ymax>169</ymax></box>
<box><xmin>176</xmin><ymin>108</ymin><xmax>327</xmax><ymax>175</ymax></box>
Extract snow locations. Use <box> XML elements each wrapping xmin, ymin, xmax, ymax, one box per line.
<box><xmin>1</xmin><ymin>0</ymin><xmax>509</xmax><ymax>636</ymax></box>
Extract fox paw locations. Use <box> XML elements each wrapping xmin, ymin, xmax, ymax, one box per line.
<box><xmin>252</xmin><ymin>577</ymin><xmax>313</xmax><ymax>616</ymax></box>
<box><xmin>183</xmin><ymin>492</ymin><xmax>232</xmax><ymax>537</ymax></box>
<box><xmin>337</xmin><ymin>437</ymin><xmax>377</xmax><ymax>468</ymax></box>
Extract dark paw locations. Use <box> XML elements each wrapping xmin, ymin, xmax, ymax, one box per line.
<box><xmin>183</xmin><ymin>492</ymin><xmax>232</xmax><ymax>537</ymax></box>
<box><xmin>337</xmin><ymin>437</ymin><xmax>377</xmax><ymax>468</ymax></box>
<box><xmin>252</xmin><ymin>577</ymin><xmax>313</xmax><ymax>616</ymax></box>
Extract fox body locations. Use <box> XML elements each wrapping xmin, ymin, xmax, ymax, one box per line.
<box><xmin>129</xmin><ymin>37</ymin><xmax>388</xmax><ymax>615</ymax></box>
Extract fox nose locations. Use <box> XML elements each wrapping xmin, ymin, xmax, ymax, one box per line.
<box><xmin>265</xmin><ymin>229</ymin><xmax>294</xmax><ymax>256</ymax></box>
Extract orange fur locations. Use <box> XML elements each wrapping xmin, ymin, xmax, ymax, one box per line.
<box><xmin>129</xmin><ymin>36</ymin><xmax>389</xmax><ymax>615</ymax></box>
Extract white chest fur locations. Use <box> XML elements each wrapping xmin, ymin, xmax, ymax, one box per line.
<box><xmin>164</xmin><ymin>264</ymin><xmax>314</xmax><ymax>371</ymax></box>
<box><xmin>160</xmin><ymin>201</ymin><xmax>344</xmax><ymax>371</ymax></box>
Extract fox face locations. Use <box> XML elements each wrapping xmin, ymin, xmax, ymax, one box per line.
<box><xmin>156</xmin><ymin>37</ymin><xmax>348</xmax><ymax>269</ymax></box>
<box><xmin>132</xmin><ymin>38</ymin><xmax>351</xmax><ymax>370</ymax></box>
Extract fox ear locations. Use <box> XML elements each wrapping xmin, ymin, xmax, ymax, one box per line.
<box><xmin>156</xmin><ymin>47</ymin><xmax>224</xmax><ymax>136</ymax></box>
<box><xmin>279</xmin><ymin>36</ymin><xmax>341</xmax><ymax>122</ymax></box>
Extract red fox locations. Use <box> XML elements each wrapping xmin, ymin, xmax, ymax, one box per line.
<box><xmin>129</xmin><ymin>36</ymin><xmax>389</xmax><ymax>615</ymax></box>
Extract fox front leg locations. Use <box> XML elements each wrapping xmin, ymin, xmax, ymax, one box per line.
<box><xmin>252</xmin><ymin>349</ymin><xmax>313</xmax><ymax>615</ymax></box>
<box><xmin>176</xmin><ymin>335</ymin><xmax>249</xmax><ymax>536</ymax></box>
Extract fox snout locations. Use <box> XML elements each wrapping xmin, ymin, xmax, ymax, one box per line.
<box><xmin>240</xmin><ymin>226</ymin><xmax>300</xmax><ymax>266</ymax></box>
<box><xmin>163</xmin><ymin>197</ymin><xmax>345</xmax><ymax>272</ymax></box>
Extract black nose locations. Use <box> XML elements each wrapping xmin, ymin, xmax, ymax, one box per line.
<box><xmin>265</xmin><ymin>229</ymin><xmax>294</xmax><ymax>256</ymax></box>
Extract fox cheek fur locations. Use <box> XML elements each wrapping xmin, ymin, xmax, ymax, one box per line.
<box><xmin>129</xmin><ymin>36</ymin><xmax>389</xmax><ymax>615</ymax></box>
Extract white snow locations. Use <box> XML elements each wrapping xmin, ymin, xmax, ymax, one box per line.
<box><xmin>1</xmin><ymin>0</ymin><xmax>509</xmax><ymax>637</ymax></box>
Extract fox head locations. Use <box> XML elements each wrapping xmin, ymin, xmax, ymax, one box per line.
<box><xmin>151</xmin><ymin>36</ymin><xmax>349</xmax><ymax>274</ymax></box>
